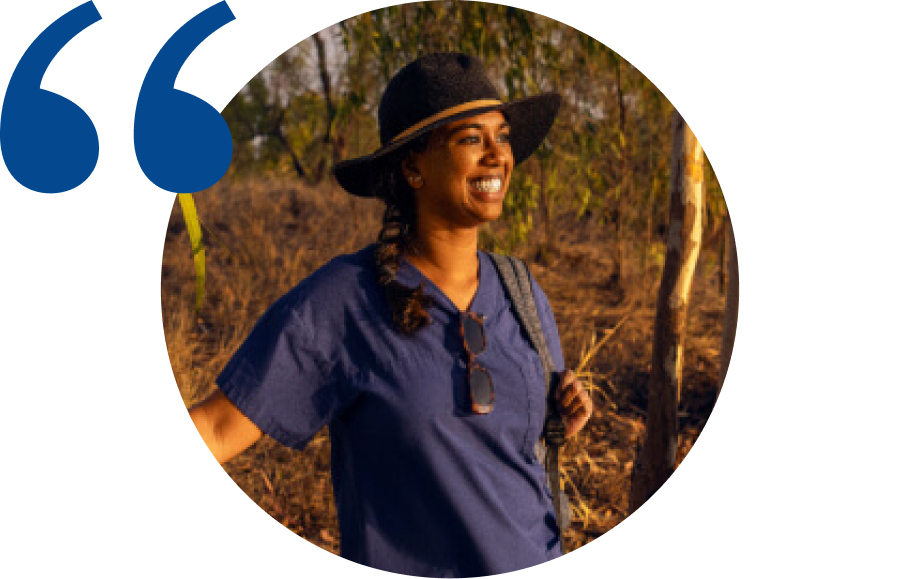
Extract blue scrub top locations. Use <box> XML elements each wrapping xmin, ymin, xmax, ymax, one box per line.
<box><xmin>217</xmin><ymin>244</ymin><xmax>566</xmax><ymax>577</ymax></box>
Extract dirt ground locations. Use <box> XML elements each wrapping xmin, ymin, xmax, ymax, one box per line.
<box><xmin>162</xmin><ymin>177</ymin><xmax>725</xmax><ymax>555</ymax></box>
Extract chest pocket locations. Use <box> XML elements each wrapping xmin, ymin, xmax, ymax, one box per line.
<box><xmin>484</xmin><ymin>309</ymin><xmax>547</xmax><ymax>458</ymax></box>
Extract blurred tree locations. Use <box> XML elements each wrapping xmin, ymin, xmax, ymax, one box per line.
<box><xmin>222</xmin><ymin>52</ymin><xmax>308</xmax><ymax>179</ymax></box>
<box><xmin>609</xmin><ymin>52</ymin><xmax>632</xmax><ymax>287</ymax></box>
<box><xmin>218</xmin><ymin>0</ymin><xmax>718</xmax><ymax>293</ymax></box>
<box><xmin>718</xmin><ymin>218</ymin><xmax>738</xmax><ymax>398</ymax></box>
<box><xmin>630</xmin><ymin>111</ymin><xmax>705</xmax><ymax>512</ymax></box>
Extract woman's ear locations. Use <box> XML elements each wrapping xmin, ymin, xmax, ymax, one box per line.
<box><xmin>401</xmin><ymin>157</ymin><xmax>424</xmax><ymax>189</ymax></box>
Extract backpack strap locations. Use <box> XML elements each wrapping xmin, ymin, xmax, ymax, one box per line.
<box><xmin>487</xmin><ymin>252</ymin><xmax>570</xmax><ymax>553</ymax></box>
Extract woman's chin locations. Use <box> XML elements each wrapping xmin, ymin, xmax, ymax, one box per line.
<box><xmin>468</xmin><ymin>188</ymin><xmax>505</xmax><ymax>205</ymax></box>
<box><xmin>467</xmin><ymin>198</ymin><xmax>505</xmax><ymax>223</ymax></box>
<box><xmin>486</xmin><ymin>202</ymin><xmax>506</xmax><ymax>220</ymax></box>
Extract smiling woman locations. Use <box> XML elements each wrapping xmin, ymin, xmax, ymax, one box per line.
<box><xmin>404</xmin><ymin>112</ymin><xmax>513</xmax><ymax>230</ymax></box>
<box><xmin>395</xmin><ymin>111</ymin><xmax>514</xmax><ymax>313</ymax></box>
<box><xmin>186</xmin><ymin>53</ymin><xmax>592</xmax><ymax>578</ymax></box>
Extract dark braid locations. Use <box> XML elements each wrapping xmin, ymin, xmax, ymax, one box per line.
<box><xmin>372</xmin><ymin>136</ymin><xmax>435</xmax><ymax>335</ymax></box>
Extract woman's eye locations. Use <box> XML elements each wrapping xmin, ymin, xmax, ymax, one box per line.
<box><xmin>457</xmin><ymin>132</ymin><xmax>510</xmax><ymax>145</ymax></box>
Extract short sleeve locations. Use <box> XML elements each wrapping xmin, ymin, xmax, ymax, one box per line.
<box><xmin>530</xmin><ymin>277</ymin><xmax>566</xmax><ymax>372</ymax></box>
<box><xmin>215</xmin><ymin>289</ymin><xmax>355</xmax><ymax>450</ymax></box>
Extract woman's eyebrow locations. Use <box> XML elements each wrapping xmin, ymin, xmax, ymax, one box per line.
<box><xmin>448</xmin><ymin>121</ymin><xmax>512</xmax><ymax>136</ymax></box>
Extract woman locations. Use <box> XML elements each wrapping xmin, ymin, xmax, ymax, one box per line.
<box><xmin>189</xmin><ymin>53</ymin><xmax>593</xmax><ymax>577</ymax></box>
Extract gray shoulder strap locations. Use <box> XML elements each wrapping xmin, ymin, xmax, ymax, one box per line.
<box><xmin>487</xmin><ymin>252</ymin><xmax>557</xmax><ymax>392</ymax></box>
<box><xmin>487</xmin><ymin>251</ymin><xmax>571</xmax><ymax>543</ymax></box>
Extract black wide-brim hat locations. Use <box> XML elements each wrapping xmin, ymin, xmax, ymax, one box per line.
<box><xmin>333</xmin><ymin>53</ymin><xmax>561</xmax><ymax>198</ymax></box>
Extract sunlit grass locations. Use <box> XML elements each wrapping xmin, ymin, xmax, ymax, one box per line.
<box><xmin>162</xmin><ymin>176</ymin><xmax>725</xmax><ymax>552</ymax></box>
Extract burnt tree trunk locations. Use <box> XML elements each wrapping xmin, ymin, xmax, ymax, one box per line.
<box><xmin>718</xmin><ymin>217</ymin><xmax>738</xmax><ymax>398</ymax></box>
<box><xmin>630</xmin><ymin>111</ymin><xmax>705</xmax><ymax>512</ymax></box>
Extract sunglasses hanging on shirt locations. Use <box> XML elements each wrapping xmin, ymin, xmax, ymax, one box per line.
<box><xmin>459</xmin><ymin>311</ymin><xmax>494</xmax><ymax>414</ymax></box>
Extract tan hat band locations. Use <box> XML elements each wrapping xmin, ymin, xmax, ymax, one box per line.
<box><xmin>389</xmin><ymin>99</ymin><xmax>505</xmax><ymax>144</ymax></box>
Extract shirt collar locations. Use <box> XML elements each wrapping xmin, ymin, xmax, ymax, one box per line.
<box><xmin>395</xmin><ymin>250</ymin><xmax>500</xmax><ymax>318</ymax></box>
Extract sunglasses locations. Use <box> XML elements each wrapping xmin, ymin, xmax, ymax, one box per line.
<box><xmin>459</xmin><ymin>311</ymin><xmax>494</xmax><ymax>414</ymax></box>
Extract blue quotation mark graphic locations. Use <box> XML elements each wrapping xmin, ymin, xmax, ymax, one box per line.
<box><xmin>0</xmin><ymin>1</ymin><xmax>236</xmax><ymax>194</ymax></box>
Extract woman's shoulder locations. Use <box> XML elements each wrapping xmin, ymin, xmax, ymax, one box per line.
<box><xmin>280</xmin><ymin>244</ymin><xmax>379</xmax><ymax>312</ymax></box>
<box><xmin>305</xmin><ymin>243</ymin><xmax>377</xmax><ymax>287</ymax></box>
<box><xmin>483</xmin><ymin>250</ymin><xmax>553</xmax><ymax>311</ymax></box>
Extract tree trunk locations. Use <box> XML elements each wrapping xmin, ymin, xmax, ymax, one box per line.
<box><xmin>718</xmin><ymin>217</ymin><xmax>738</xmax><ymax>398</ymax></box>
<box><xmin>610</xmin><ymin>56</ymin><xmax>630</xmax><ymax>288</ymax></box>
<box><xmin>265</xmin><ymin>109</ymin><xmax>305</xmax><ymax>179</ymax></box>
<box><xmin>312</xmin><ymin>32</ymin><xmax>336</xmax><ymax>146</ymax></box>
<box><xmin>539</xmin><ymin>159</ymin><xmax>554</xmax><ymax>259</ymax></box>
<box><xmin>630</xmin><ymin>111</ymin><xmax>704</xmax><ymax>512</ymax></box>
<box><xmin>718</xmin><ymin>222</ymin><xmax>727</xmax><ymax>294</ymax></box>
<box><xmin>271</xmin><ymin>126</ymin><xmax>305</xmax><ymax>179</ymax></box>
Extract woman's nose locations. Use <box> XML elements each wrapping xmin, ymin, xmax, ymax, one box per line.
<box><xmin>483</xmin><ymin>135</ymin><xmax>510</xmax><ymax>164</ymax></box>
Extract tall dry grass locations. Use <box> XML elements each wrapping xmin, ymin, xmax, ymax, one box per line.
<box><xmin>162</xmin><ymin>176</ymin><xmax>724</xmax><ymax>553</ymax></box>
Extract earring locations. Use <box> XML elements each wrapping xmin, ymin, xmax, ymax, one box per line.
<box><xmin>408</xmin><ymin>174</ymin><xmax>423</xmax><ymax>187</ymax></box>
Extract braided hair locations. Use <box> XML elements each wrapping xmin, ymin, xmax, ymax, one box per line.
<box><xmin>371</xmin><ymin>135</ymin><xmax>435</xmax><ymax>335</ymax></box>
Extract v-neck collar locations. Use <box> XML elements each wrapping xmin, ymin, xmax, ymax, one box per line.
<box><xmin>396</xmin><ymin>250</ymin><xmax>496</xmax><ymax>316</ymax></box>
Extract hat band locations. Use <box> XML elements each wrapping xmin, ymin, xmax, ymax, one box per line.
<box><xmin>388</xmin><ymin>99</ymin><xmax>504</xmax><ymax>144</ymax></box>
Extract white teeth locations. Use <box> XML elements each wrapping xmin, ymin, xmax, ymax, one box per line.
<box><xmin>470</xmin><ymin>177</ymin><xmax>503</xmax><ymax>193</ymax></box>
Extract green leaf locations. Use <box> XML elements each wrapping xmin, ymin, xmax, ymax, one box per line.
<box><xmin>178</xmin><ymin>193</ymin><xmax>205</xmax><ymax>317</ymax></box>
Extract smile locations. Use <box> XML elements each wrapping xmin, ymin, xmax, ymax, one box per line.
<box><xmin>469</xmin><ymin>177</ymin><xmax>503</xmax><ymax>194</ymax></box>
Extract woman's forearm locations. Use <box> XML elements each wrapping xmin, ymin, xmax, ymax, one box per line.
<box><xmin>189</xmin><ymin>400</ymin><xmax>228</xmax><ymax>463</ymax></box>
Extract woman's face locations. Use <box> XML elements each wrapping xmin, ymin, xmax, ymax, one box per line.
<box><xmin>404</xmin><ymin>110</ymin><xmax>513</xmax><ymax>228</ymax></box>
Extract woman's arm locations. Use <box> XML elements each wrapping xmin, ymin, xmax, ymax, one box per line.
<box><xmin>189</xmin><ymin>390</ymin><xmax>263</xmax><ymax>464</ymax></box>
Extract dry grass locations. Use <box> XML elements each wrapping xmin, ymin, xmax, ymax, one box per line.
<box><xmin>162</xmin><ymin>176</ymin><xmax>724</xmax><ymax>554</ymax></box>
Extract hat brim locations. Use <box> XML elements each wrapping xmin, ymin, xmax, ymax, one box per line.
<box><xmin>334</xmin><ymin>92</ymin><xmax>562</xmax><ymax>198</ymax></box>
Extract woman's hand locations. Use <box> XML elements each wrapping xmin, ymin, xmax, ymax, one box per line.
<box><xmin>554</xmin><ymin>370</ymin><xmax>593</xmax><ymax>439</ymax></box>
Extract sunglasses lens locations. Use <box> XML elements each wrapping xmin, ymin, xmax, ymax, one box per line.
<box><xmin>469</xmin><ymin>365</ymin><xmax>494</xmax><ymax>413</ymax></box>
<box><xmin>461</xmin><ymin>315</ymin><xmax>486</xmax><ymax>355</ymax></box>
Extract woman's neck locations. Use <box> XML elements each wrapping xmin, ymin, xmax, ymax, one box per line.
<box><xmin>406</xmin><ymin>229</ymin><xmax>478</xmax><ymax>287</ymax></box>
